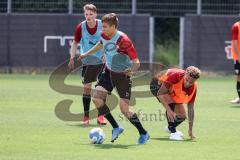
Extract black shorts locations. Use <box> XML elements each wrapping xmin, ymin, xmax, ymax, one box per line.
<box><xmin>234</xmin><ymin>60</ymin><xmax>240</xmax><ymax>75</ymax></box>
<box><xmin>150</xmin><ymin>78</ymin><xmax>161</xmax><ymax>97</ymax></box>
<box><xmin>96</xmin><ymin>69</ymin><xmax>132</xmax><ymax>100</ymax></box>
<box><xmin>150</xmin><ymin>78</ymin><xmax>163</xmax><ymax>103</ymax></box>
<box><xmin>81</xmin><ymin>64</ymin><xmax>104</xmax><ymax>84</ymax></box>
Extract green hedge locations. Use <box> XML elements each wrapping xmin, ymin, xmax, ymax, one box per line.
<box><xmin>154</xmin><ymin>41</ymin><xmax>179</xmax><ymax>67</ymax></box>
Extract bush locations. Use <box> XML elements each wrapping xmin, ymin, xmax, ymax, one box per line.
<box><xmin>154</xmin><ymin>41</ymin><xmax>179</xmax><ymax>67</ymax></box>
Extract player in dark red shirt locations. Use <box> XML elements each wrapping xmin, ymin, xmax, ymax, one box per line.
<box><xmin>150</xmin><ymin>66</ymin><xmax>201</xmax><ymax>140</ymax></box>
<box><xmin>68</xmin><ymin>4</ymin><xmax>106</xmax><ymax>125</ymax></box>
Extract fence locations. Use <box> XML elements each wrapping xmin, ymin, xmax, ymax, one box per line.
<box><xmin>180</xmin><ymin>15</ymin><xmax>238</xmax><ymax>72</ymax></box>
<box><xmin>1</xmin><ymin>0</ymin><xmax>240</xmax><ymax>17</ymax></box>
<box><xmin>0</xmin><ymin>14</ymin><xmax>152</xmax><ymax>70</ymax></box>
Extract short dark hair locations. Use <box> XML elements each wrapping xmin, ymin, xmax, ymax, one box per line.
<box><xmin>83</xmin><ymin>4</ymin><xmax>97</xmax><ymax>13</ymax></box>
<box><xmin>101</xmin><ymin>13</ymin><xmax>119</xmax><ymax>28</ymax></box>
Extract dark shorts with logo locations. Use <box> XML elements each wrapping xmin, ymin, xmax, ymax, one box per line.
<box><xmin>81</xmin><ymin>64</ymin><xmax>104</xmax><ymax>84</ymax></box>
<box><xmin>234</xmin><ymin>60</ymin><xmax>240</xmax><ymax>75</ymax></box>
<box><xmin>96</xmin><ymin>68</ymin><xmax>132</xmax><ymax>100</ymax></box>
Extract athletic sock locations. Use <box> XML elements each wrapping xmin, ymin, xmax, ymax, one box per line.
<box><xmin>166</xmin><ymin>103</ymin><xmax>186</xmax><ymax>132</ymax></box>
<box><xmin>83</xmin><ymin>94</ymin><xmax>91</xmax><ymax>117</ymax></box>
<box><xmin>167</xmin><ymin>120</ymin><xmax>177</xmax><ymax>133</ymax></box>
<box><xmin>129</xmin><ymin>113</ymin><xmax>147</xmax><ymax>135</ymax></box>
<box><xmin>98</xmin><ymin>104</ymin><xmax>119</xmax><ymax>128</ymax></box>
<box><xmin>237</xmin><ymin>82</ymin><xmax>240</xmax><ymax>98</ymax></box>
<box><xmin>166</xmin><ymin>103</ymin><xmax>176</xmax><ymax>133</ymax></box>
<box><xmin>175</xmin><ymin>116</ymin><xmax>186</xmax><ymax>127</ymax></box>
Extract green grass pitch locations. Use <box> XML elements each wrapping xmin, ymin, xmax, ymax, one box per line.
<box><xmin>0</xmin><ymin>74</ymin><xmax>240</xmax><ymax>160</ymax></box>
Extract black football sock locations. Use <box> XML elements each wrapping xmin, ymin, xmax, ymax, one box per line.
<box><xmin>83</xmin><ymin>94</ymin><xmax>91</xmax><ymax>117</ymax></box>
<box><xmin>237</xmin><ymin>82</ymin><xmax>240</xmax><ymax>98</ymax></box>
<box><xmin>175</xmin><ymin>116</ymin><xmax>186</xmax><ymax>127</ymax></box>
<box><xmin>167</xmin><ymin>119</ymin><xmax>177</xmax><ymax>133</ymax></box>
<box><xmin>129</xmin><ymin>113</ymin><xmax>147</xmax><ymax>135</ymax></box>
<box><xmin>166</xmin><ymin>103</ymin><xmax>176</xmax><ymax>133</ymax></box>
<box><xmin>98</xmin><ymin>104</ymin><xmax>119</xmax><ymax>128</ymax></box>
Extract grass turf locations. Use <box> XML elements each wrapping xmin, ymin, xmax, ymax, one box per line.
<box><xmin>0</xmin><ymin>74</ymin><xmax>240</xmax><ymax>160</ymax></box>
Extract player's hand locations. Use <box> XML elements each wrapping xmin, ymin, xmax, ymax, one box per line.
<box><xmin>188</xmin><ymin>129</ymin><xmax>196</xmax><ymax>140</ymax></box>
<box><xmin>166</xmin><ymin>109</ymin><xmax>175</xmax><ymax>122</ymax></box>
<box><xmin>68</xmin><ymin>58</ymin><xmax>75</xmax><ymax>70</ymax></box>
<box><xmin>124</xmin><ymin>68</ymin><xmax>134</xmax><ymax>76</ymax></box>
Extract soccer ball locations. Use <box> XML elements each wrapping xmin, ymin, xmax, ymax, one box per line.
<box><xmin>89</xmin><ymin>128</ymin><xmax>105</xmax><ymax>144</ymax></box>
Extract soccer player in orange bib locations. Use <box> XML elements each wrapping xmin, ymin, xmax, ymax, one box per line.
<box><xmin>150</xmin><ymin>66</ymin><xmax>201</xmax><ymax>140</ymax></box>
<box><xmin>230</xmin><ymin>21</ymin><xmax>240</xmax><ymax>104</ymax></box>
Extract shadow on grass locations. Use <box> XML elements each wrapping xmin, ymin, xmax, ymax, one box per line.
<box><xmin>66</xmin><ymin>123</ymin><xmax>103</xmax><ymax>128</ymax></box>
<box><xmin>78</xmin><ymin>143</ymin><xmax>138</xmax><ymax>149</ymax></box>
<box><xmin>230</xmin><ymin>105</ymin><xmax>240</xmax><ymax>109</ymax></box>
<box><xmin>150</xmin><ymin>137</ymin><xmax>196</xmax><ymax>143</ymax></box>
<box><xmin>93</xmin><ymin>143</ymin><xmax>138</xmax><ymax>149</ymax></box>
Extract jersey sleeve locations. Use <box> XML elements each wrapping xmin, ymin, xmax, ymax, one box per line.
<box><xmin>117</xmin><ymin>35</ymin><xmax>138</xmax><ymax>60</ymax></box>
<box><xmin>74</xmin><ymin>23</ymin><xmax>82</xmax><ymax>43</ymax></box>
<box><xmin>231</xmin><ymin>23</ymin><xmax>239</xmax><ymax>41</ymax></box>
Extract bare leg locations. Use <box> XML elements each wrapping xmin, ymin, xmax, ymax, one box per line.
<box><xmin>119</xmin><ymin>98</ymin><xmax>147</xmax><ymax>135</ymax></box>
<box><xmin>93</xmin><ymin>86</ymin><xmax>118</xmax><ymax>128</ymax></box>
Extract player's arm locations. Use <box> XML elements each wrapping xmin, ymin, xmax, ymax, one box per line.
<box><xmin>78</xmin><ymin>42</ymin><xmax>103</xmax><ymax>61</ymax></box>
<box><xmin>187</xmin><ymin>102</ymin><xmax>195</xmax><ymax>139</ymax></box>
<box><xmin>68</xmin><ymin>40</ymin><xmax>78</xmax><ymax>70</ymax></box>
<box><xmin>158</xmin><ymin>94</ymin><xmax>175</xmax><ymax>122</ymax></box>
<box><xmin>70</xmin><ymin>40</ymin><xmax>78</xmax><ymax>59</ymax></box>
<box><xmin>157</xmin><ymin>72</ymin><xmax>181</xmax><ymax>122</ymax></box>
<box><xmin>157</xmin><ymin>83</ymin><xmax>174</xmax><ymax>122</ymax></box>
<box><xmin>118</xmin><ymin>36</ymin><xmax>140</xmax><ymax>76</ymax></box>
<box><xmin>125</xmin><ymin>58</ymin><xmax>140</xmax><ymax>76</ymax></box>
<box><xmin>231</xmin><ymin>24</ymin><xmax>240</xmax><ymax>61</ymax></box>
<box><xmin>131</xmin><ymin>58</ymin><xmax>140</xmax><ymax>72</ymax></box>
<box><xmin>232</xmin><ymin>40</ymin><xmax>240</xmax><ymax>61</ymax></box>
<box><xmin>68</xmin><ymin>24</ymin><xmax>81</xmax><ymax>70</ymax></box>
